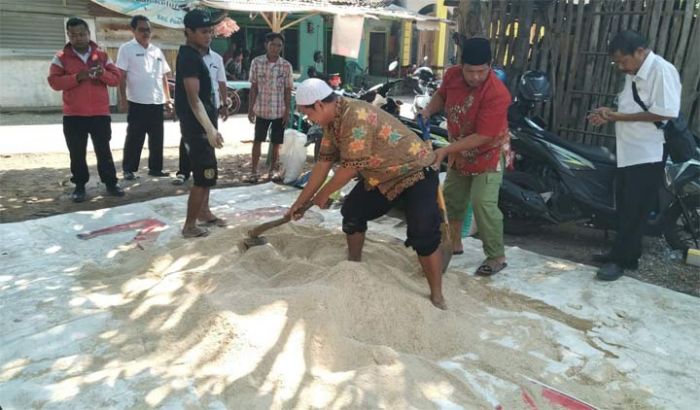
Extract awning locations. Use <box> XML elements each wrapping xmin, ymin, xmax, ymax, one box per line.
<box><xmin>90</xmin><ymin>0</ymin><xmax>188</xmax><ymax>28</ymax></box>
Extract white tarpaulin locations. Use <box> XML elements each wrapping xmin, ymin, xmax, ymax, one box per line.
<box><xmin>1</xmin><ymin>184</ymin><xmax>699</xmax><ymax>408</ymax></box>
<box><xmin>90</xmin><ymin>0</ymin><xmax>188</xmax><ymax>28</ymax></box>
<box><xmin>331</xmin><ymin>14</ymin><xmax>364</xmax><ymax>59</ymax></box>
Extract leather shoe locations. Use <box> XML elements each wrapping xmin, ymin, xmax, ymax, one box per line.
<box><xmin>148</xmin><ymin>170</ymin><xmax>170</xmax><ymax>177</ymax></box>
<box><xmin>596</xmin><ymin>262</ymin><xmax>625</xmax><ymax>281</ymax></box>
<box><xmin>123</xmin><ymin>171</ymin><xmax>136</xmax><ymax>180</ymax></box>
<box><xmin>71</xmin><ymin>186</ymin><xmax>86</xmax><ymax>203</ymax></box>
<box><xmin>106</xmin><ymin>184</ymin><xmax>125</xmax><ymax>197</ymax></box>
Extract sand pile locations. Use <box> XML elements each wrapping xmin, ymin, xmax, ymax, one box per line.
<box><xmin>40</xmin><ymin>217</ymin><xmax>653</xmax><ymax>409</ymax></box>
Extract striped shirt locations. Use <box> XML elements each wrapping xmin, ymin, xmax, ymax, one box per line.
<box><xmin>249</xmin><ymin>54</ymin><xmax>293</xmax><ymax>119</ymax></box>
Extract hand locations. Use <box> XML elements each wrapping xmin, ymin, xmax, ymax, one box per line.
<box><xmin>313</xmin><ymin>193</ymin><xmax>332</xmax><ymax>209</ymax></box>
<box><xmin>286</xmin><ymin>200</ymin><xmax>308</xmax><ymax>221</ymax></box>
<box><xmin>248</xmin><ymin>111</ymin><xmax>256</xmax><ymax>124</ymax></box>
<box><xmin>432</xmin><ymin>147</ymin><xmax>447</xmax><ymax>169</ymax></box>
<box><xmin>281</xmin><ymin>109</ymin><xmax>290</xmax><ymax>127</ymax></box>
<box><xmin>89</xmin><ymin>65</ymin><xmax>103</xmax><ymax>79</ymax></box>
<box><xmin>587</xmin><ymin>107</ymin><xmax>615</xmax><ymax>126</ymax></box>
<box><xmin>207</xmin><ymin>130</ymin><xmax>224</xmax><ymax>149</ymax></box>
<box><xmin>218</xmin><ymin>105</ymin><xmax>229</xmax><ymax>122</ymax></box>
<box><xmin>76</xmin><ymin>70</ymin><xmax>90</xmax><ymax>82</ymax></box>
<box><xmin>118</xmin><ymin>99</ymin><xmax>128</xmax><ymax>113</ymax></box>
<box><xmin>164</xmin><ymin>100</ymin><xmax>174</xmax><ymax>114</ymax></box>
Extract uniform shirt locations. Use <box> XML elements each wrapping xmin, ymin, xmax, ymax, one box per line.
<box><xmin>115</xmin><ymin>39</ymin><xmax>171</xmax><ymax>104</ymax></box>
<box><xmin>249</xmin><ymin>54</ymin><xmax>293</xmax><ymax>119</ymax></box>
<box><xmin>437</xmin><ymin>66</ymin><xmax>512</xmax><ymax>175</ymax></box>
<box><xmin>615</xmin><ymin>51</ymin><xmax>681</xmax><ymax>167</ymax></box>
<box><xmin>175</xmin><ymin>45</ymin><xmax>216</xmax><ymax>136</ymax></box>
<box><xmin>202</xmin><ymin>49</ymin><xmax>226</xmax><ymax>109</ymax></box>
<box><xmin>318</xmin><ymin>98</ymin><xmax>436</xmax><ymax>200</ymax></box>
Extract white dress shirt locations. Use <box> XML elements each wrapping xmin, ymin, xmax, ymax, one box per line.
<box><xmin>115</xmin><ymin>39</ymin><xmax>171</xmax><ymax>104</ymax></box>
<box><xmin>203</xmin><ymin>49</ymin><xmax>227</xmax><ymax>109</ymax></box>
<box><xmin>615</xmin><ymin>51</ymin><xmax>681</xmax><ymax>167</ymax></box>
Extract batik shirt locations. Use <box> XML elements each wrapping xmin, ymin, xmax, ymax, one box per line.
<box><xmin>437</xmin><ymin>66</ymin><xmax>512</xmax><ymax>175</ymax></box>
<box><xmin>318</xmin><ymin>98</ymin><xmax>436</xmax><ymax>200</ymax></box>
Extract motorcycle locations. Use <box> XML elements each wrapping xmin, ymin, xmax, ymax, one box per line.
<box><xmin>410</xmin><ymin>57</ymin><xmax>441</xmax><ymax>124</ymax></box>
<box><xmin>500</xmin><ymin>70</ymin><xmax>700</xmax><ymax>252</ymax></box>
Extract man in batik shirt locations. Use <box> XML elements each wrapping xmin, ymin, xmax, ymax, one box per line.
<box><xmin>287</xmin><ymin>79</ymin><xmax>446</xmax><ymax>310</ymax></box>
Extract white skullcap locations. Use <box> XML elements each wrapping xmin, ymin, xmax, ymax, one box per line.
<box><xmin>295</xmin><ymin>78</ymin><xmax>334</xmax><ymax>106</ymax></box>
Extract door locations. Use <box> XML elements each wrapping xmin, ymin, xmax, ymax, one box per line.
<box><xmin>368</xmin><ymin>32</ymin><xmax>386</xmax><ymax>76</ymax></box>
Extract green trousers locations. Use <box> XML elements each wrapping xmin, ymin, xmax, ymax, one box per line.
<box><xmin>443</xmin><ymin>167</ymin><xmax>505</xmax><ymax>259</ymax></box>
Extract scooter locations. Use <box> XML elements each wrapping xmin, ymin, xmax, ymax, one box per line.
<box><xmin>500</xmin><ymin>70</ymin><xmax>700</xmax><ymax>252</ymax></box>
<box><xmin>411</xmin><ymin>57</ymin><xmax>441</xmax><ymax>124</ymax></box>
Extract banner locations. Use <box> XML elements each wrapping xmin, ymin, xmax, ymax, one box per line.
<box><xmin>331</xmin><ymin>15</ymin><xmax>364</xmax><ymax>59</ymax></box>
<box><xmin>90</xmin><ymin>0</ymin><xmax>188</xmax><ymax>28</ymax></box>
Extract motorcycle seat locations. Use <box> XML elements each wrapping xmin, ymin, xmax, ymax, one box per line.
<box><xmin>541</xmin><ymin>130</ymin><xmax>617</xmax><ymax>165</ymax></box>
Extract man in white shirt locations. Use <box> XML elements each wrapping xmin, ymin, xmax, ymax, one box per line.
<box><xmin>116</xmin><ymin>15</ymin><xmax>173</xmax><ymax>180</ymax></box>
<box><xmin>173</xmin><ymin>47</ymin><xmax>228</xmax><ymax>185</ymax></box>
<box><xmin>588</xmin><ymin>30</ymin><xmax>681</xmax><ymax>281</ymax></box>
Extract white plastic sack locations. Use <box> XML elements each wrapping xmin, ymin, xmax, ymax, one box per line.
<box><xmin>280</xmin><ymin>129</ymin><xmax>308</xmax><ymax>184</ymax></box>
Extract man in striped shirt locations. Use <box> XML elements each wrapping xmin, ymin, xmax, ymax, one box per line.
<box><xmin>247</xmin><ymin>32</ymin><xmax>293</xmax><ymax>181</ymax></box>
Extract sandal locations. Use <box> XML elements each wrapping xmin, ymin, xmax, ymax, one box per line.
<box><xmin>199</xmin><ymin>217</ymin><xmax>227</xmax><ymax>227</ymax></box>
<box><xmin>475</xmin><ymin>262</ymin><xmax>507</xmax><ymax>277</ymax></box>
<box><xmin>182</xmin><ymin>226</ymin><xmax>210</xmax><ymax>238</ymax></box>
<box><xmin>244</xmin><ymin>174</ymin><xmax>259</xmax><ymax>183</ymax></box>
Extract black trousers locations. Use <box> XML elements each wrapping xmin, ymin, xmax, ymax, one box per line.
<box><xmin>63</xmin><ymin>116</ymin><xmax>118</xmax><ymax>187</ymax></box>
<box><xmin>610</xmin><ymin>161</ymin><xmax>664</xmax><ymax>267</ymax></box>
<box><xmin>123</xmin><ymin>102</ymin><xmax>164</xmax><ymax>173</ymax></box>
<box><xmin>177</xmin><ymin>116</ymin><xmax>217</xmax><ymax>178</ymax></box>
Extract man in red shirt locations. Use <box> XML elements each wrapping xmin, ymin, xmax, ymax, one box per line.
<box><xmin>422</xmin><ymin>37</ymin><xmax>511</xmax><ymax>276</ymax></box>
<box><xmin>48</xmin><ymin>17</ymin><xmax>124</xmax><ymax>202</ymax></box>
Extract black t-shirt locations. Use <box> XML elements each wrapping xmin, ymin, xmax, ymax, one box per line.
<box><xmin>175</xmin><ymin>45</ymin><xmax>217</xmax><ymax>136</ymax></box>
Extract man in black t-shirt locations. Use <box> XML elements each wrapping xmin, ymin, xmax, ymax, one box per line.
<box><xmin>175</xmin><ymin>9</ymin><xmax>225</xmax><ymax>238</ymax></box>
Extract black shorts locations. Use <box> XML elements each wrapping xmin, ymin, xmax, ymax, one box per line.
<box><xmin>340</xmin><ymin>168</ymin><xmax>441</xmax><ymax>256</ymax></box>
<box><xmin>254</xmin><ymin>117</ymin><xmax>284</xmax><ymax>144</ymax></box>
<box><xmin>183</xmin><ymin>135</ymin><xmax>217</xmax><ymax>187</ymax></box>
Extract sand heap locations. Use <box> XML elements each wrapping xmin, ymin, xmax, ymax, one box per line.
<box><xmin>32</xmin><ymin>219</ymin><xmax>652</xmax><ymax>409</ymax></box>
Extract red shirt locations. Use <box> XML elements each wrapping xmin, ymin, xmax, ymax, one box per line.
<box><xmin>437</xmin><ymin>66</ymin><xmax>511</xmax><ymax>174</ymax></box>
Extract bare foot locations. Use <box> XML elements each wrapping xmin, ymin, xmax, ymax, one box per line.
<box><xmin>430</xmin><ymin>295</ymin><xmax>447</xmax><ymax>310</ymax></box>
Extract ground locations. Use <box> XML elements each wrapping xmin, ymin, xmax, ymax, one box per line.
<box><xmin>1</xmin><ymin>112</ymin><xmax>698</xmax><ymax>298</ymax></box>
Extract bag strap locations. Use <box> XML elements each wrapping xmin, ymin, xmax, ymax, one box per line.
<box><xmin>631</xmin><ymin>81</ymin><xmax>663</xmax><ymax>129</ymax></box>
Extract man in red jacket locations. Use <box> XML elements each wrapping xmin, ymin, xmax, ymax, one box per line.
<box><xmin>48</xmin><ymin>17</ymin><xmax>125</xmax><ymax>202</ymax></box>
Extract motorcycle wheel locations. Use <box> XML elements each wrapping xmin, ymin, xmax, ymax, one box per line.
<box><xmin>226</xmin><ymin>89</ymin><xmax>241</xmax><ymax>116</ymax></box>
<box><xmin>663</xmin><ymin>195</ymin><xmax>700</xmax><ymax>252</ymax></box>
<box><xmin>500</xmin><ymin>171</ymin><xmax>547</xmax><ymax>236</ymax></box>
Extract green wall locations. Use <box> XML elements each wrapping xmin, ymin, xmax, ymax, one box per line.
<box><xmin>298</xmin><ymin>15</ymin><xmax>325</xmax><ymax>77</ymax></box>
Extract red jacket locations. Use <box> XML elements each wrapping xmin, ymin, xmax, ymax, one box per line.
<box><xmin>48</xmin><ymin>41</ymin><xmax>121</xmax><ymax>116</ymax></box>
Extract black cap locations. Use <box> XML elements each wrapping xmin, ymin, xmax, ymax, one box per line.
<box><xmin>461</xmin><ymin>37</ymin><xmax>492</xmax><ymax>65</ymax></box>
<box><xmin>184</xmin><ymin>9</ymin><xmax>216</xmax><ymax>30</ymax></box>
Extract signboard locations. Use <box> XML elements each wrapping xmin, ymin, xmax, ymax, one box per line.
<box><xmin>90</xmin><ymin>0</ymin><xmax>188</xmax><ymax>28</ymax></box>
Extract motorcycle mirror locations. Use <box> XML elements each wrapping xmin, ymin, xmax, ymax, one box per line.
<box><xmin>388</xmin><ymin>60</ymin><xmax>398</xmax><ymax>72</ymax></box>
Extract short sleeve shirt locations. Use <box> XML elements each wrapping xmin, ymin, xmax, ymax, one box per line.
<box><xmin>202</xmin><ymin>49</ymin><xmax>227</xmax><ymax>109</ymax></box>
<box><xmin>249</xmin><ymin>55</ymin><xmax>293</xmax><ymax>119</ymax></box>
<box><xmin>115</xmin><ymin>39</ymin><xmax>171</xmax><ymax>104</ymax></box>
<box><xmin>318</xmin><ymin>98</ymin><xmax>436</xmax><ymax>200</ymax></box>
<box><xmin>175</xmin><ymin>45</ymin><xmax>216</xmax><ymax>136</ymax></box>
<box><xmin>437</xmin><ymin>66</ymin><xmax>512</xmax><ymax>174</ymax></box>
<box><xmin>615</xmin><ymin>51</ymin><xmax>681</xmax><ymax>167</ymax></box>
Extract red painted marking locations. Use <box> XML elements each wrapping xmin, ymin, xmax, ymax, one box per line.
<box><xmin>77</xmin><ymin>218</ymin><xmax>167</xmax><ymax>245</ymax></box>
<box><xmin>520</xmin><ymin>388</ymin><xmax>539</xmax><ymax>410</ymax></box>
<box><xmin>541</xmin><ymin>388</ymin><xmax>596</xmax><ymax>410</ymax></box>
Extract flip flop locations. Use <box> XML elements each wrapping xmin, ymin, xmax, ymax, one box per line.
<box><xmin>182</xmin><ymin>226</ymin><xmax>209</xmax><ymax>238</ymax></box>
<box><xmin>200</xmin><ymin>217</ymin><xmax>227</xmax><ymax>227</ymax></box>
<box><xmin>475</xmin><ymin>262</ymin><xmax>507</xmax><ymax>277</ymax></box>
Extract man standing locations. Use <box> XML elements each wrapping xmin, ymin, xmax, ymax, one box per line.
<box><xmin>175</xmin><ymin>9</ymin><xmax>225</xmax><ymax>238</ymax></box>
<box><xmin>173</xmin><ymin>45</ymin><xmax>228</xmax><ymax>185</ymax></box>
<box><xmin>48</xmin><ymin>17</ymin><xmax>125</xmax><ymax>202</ymax></box>
<box><xmin>288</xmin><ymin>79</ymin><xmax>445</xmax><ymax>309</ymax></box>
<box><xmin>116</xmin><ymin>15</ymin><xmax>172</xmax><ymax>180</ymax></box>
<box><xmin>588</xmin><ymin>30</ymin><xmax>681</xmax><ymax>281</ymax></box>
<box><xmin>421</xmin><ymin>37</ymin><xmax>511</xmax><ymax>277</ymax></box>
<box><xmin>248</xmin><ymin>32</ymin><xmax>293</xmax><ymax>182</ymax></box>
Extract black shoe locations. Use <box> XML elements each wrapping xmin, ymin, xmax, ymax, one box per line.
<box><xmin>71</xmin><ymin>186</ymin><xmax>86</xmax><ymax>203</ymax></box>
<box><xmin>148</xmin><ymin>170</ymin><xmax>170</xmax><ymax>177</ymax></box>
<box><xmin>596</xmin><ymin>263</ymin><xmax>625</xmax><ymax>281</ymax></box>
<box><xmin>106</xmin><ymin>184</ymin><xmax>125</xmax><ymax>197</ymax></box>
<box><xmin>592</xmin><ymin>253</ymin><xmax>614</xmax><ymax>264</ymax></box>
<box><xmin>123</xmin><ymin>171</ymin><xmax>136</xmax><ymax>181</ymax></box>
